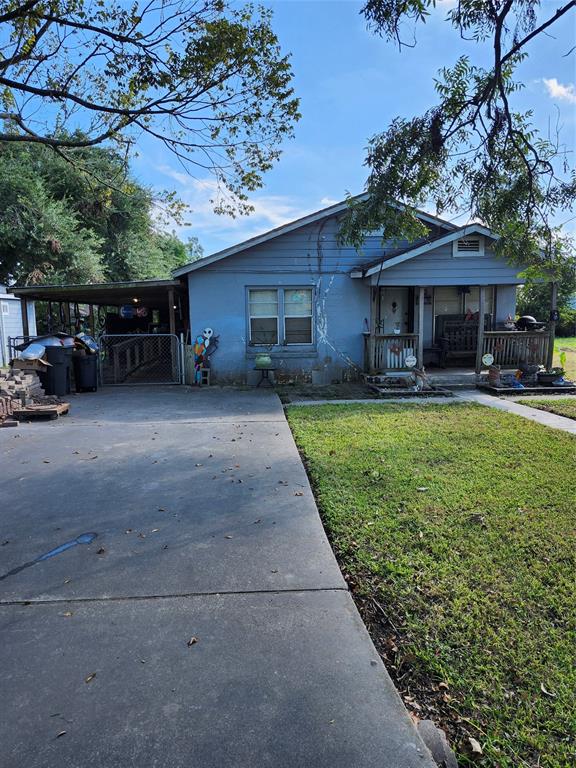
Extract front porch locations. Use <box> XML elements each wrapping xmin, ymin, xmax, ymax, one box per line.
<box><xmin>363</xmin><ymin>284</ymin><xmax>557</xmax><ymax>380</ymax></box>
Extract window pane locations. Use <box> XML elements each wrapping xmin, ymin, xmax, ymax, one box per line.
<box><xmin>435</xmin><ymin>287</ymin><xmax>460</xmax><ymax>315</ymax></box>
<box><xmin>250</xmin><ymin>317</ymin><xmax>277</xmax><ymax>345</ymax></box>
<box><xmin>249</xmin><ymin>289</ymin><xmax>278</xmax><ymax>318</ymax></box>
<box><xmin>249</xmin><ymin>289</ymin><xmax>277</xmax><ymax>304</ymax></box>
<box><xmin>250</xmin><ymin>302</ymin><xmax>278</xmax><ymax>317</ymax></box>
<box><xmin>284</xmin><ymin>289</ymin><xmax>312</xmax><ymax>316</ymax></box>
<box><xmin>465</xmin><ymin>287</ymin><xmax>493</xmax><ymax>316</ymax></box>
<box><xmin>285</xmin><ymin>316</ymin><xmax>312</xmax><ymax>344</ymax></box>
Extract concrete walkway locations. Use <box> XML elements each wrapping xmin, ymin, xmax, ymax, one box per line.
<box><xmin>0</xmin><ymin>387</ymin><xmax>434</xmax><ymax>768</ymax></box>
<box><xmin>457</xmin><ymin>391</ymin><xmax>576</xmax><ymax>434</ymax></box>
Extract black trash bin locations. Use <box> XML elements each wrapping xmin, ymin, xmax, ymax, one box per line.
<box><xmin>39</xmin><ymin>346</ymin><xmax>71</xmax><ymax>396</ymax></box>
<box><xmin>72</xmin><ymin>353</ymin><xmax>98</xmax><ymax>392</ymax></box>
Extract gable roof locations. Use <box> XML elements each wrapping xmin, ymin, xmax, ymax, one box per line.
<box><xmin>355</xmin><ymin>224</ymin><xmax>498</xmax><ymax>278</ymax></box>
<box><xmin>172</xmin><ymin>195</ymin><xmax>457</xmax><ymax>277</ymax></box>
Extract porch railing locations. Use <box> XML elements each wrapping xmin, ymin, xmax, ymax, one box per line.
<box><xmin>365</xmin><ymin>333</ymin><xmax>419</xmax><ymax>374</ymax></box>
<box><xmin>481</xmin><ymin>330</ymin><xmax>550</xmax><ymax>368</ymax></box>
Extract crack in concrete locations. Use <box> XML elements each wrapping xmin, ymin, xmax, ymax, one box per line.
<box><xmin>0</xmin><ymin>585</ymin><xmax>349</xmax><ymax>608</ymax></box>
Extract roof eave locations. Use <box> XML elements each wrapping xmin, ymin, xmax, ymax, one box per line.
<box><xmin>172</xmin><ymin>196</ymin><xmax>458</xmax><ymax>277</ymax></box>
<box><xmin>363</xmin><ymin>224</ymin><xmax>498</xmax><ymax>277</ymax></box>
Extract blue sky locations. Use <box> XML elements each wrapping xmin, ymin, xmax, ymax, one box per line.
<box><xmin>132</xmin><ymin>0</ymin><xmax>576</xmax><ymax>255</ymax></box>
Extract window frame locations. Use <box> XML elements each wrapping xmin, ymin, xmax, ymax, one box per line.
<box><xmin>282</xmin><ymin>287</ymin><xmax>313</xmax><ymax>346</ymax></box>
<box><xmin>246</xmin><ymin>286</ymin><xmax>315</xmax><ymax>348</ymax></box>
<box><xmin>248</xmin><ymin>288</ymin><xmax>280</xmax><ymax>347</ymax></box>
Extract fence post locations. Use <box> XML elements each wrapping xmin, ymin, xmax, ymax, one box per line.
<box><xmin>546</xmin><ymin>281</ymin><xmax>558</xmax><ymax>370</ymax></box>
<box><xmin>369</xmin><ymin>334</ymin><xmax>376</xmax><ymax>374</ymax></box>
<box><xmin>180</xmin><ymin>333</ymin><xmax>185</xmax><ymax>385</ymax></box>
<box><xmin>417</xmin><ymin>287</ymin><xmax>425</xmax><ymax>369</ymax></box>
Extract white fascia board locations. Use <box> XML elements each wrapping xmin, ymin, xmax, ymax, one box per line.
<box><xmin>363</xmin><ymin>225</ymin><xmax>497</xmax><ymax>277</ymax></box>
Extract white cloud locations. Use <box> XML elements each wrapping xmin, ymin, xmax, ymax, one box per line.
<box><xmin>543</xmin><ymin>78</ymin><xmax>576</xmax><ymax>104</ymax></box>
<box><xmin>153</xmin><ymin>164</ymin><xmax>343</xmax><ymax>253</ymax></box>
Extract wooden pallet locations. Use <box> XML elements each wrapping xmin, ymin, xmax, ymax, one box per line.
<box><xmin>12</xmin><ymin>402</ymin><xmax>70</xmax><ymax>420</ymax></box>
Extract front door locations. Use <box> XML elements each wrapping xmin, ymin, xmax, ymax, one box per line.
<box><xmin>377</xmin><ymin>287</ymin><xmax>410</xmax><ymax>334</ymax></box>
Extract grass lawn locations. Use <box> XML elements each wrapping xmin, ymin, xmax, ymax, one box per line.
<box><xmin>554</xmin><ymin>337</ymin><xmax>576</xmax><ymax>380</ymax></box>
<box><xmin>288</xmin><ymin>403</ymin><xmax>575</xmax><ymax>768</ymax></box>
<box><xmin>522</xmin><ymin>398</ymin><xmax>576</xmax><ymax>421</ymax></box>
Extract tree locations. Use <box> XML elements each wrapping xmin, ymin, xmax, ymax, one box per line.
<box><xmin>0</xmin><ymin>0</ymin><xmax>300</xmax><ymax>214</ymax></box>
<box><xmin>517</xmin><ymin>265</ymin><xmax>576</xmax><ymax>335</ymax></box>
<box><xmin>185</xmin><ymin>236</ymin><xmax>204</xmax><ymax>263</ymax></box>
<box><xmin>0</xmin><ymin>141</ymin><xmax>194</xmax><ymax>284</ymax></box>
<box><xmin>341</xmin><ymin>0</ymin><xmax>576</xmax><ymax>275</ymax></box>
<box><xmin>0</xmin><ymin>146</ymin><xmax>105</xmax><ymax>284</ymax></box>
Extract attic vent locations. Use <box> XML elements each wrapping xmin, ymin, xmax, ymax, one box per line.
<box><xmin>457</xmin><ymin>238</ymin><xmax>480</xmax><ymax>252</ymax></box>
<box><xmin>453</xmin><ymin>236</ymin><xmax>484</xmax><ymax>257</ymax></box>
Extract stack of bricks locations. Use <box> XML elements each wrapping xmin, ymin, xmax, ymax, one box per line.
<box><xmin>0</xmin><ymin>393</ymin><xmax>14</xmax><ymax>420</ymax></box>
<box><xmin>0</xmin><ymin>369</ymin><xmax>45</xmax><ymax>402</ymax></box>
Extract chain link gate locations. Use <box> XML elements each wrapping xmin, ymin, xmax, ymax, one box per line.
<box><xmin>98</xmin><ymin>334</ymin><xmax>182</xmax><ymax>385</ymax></box>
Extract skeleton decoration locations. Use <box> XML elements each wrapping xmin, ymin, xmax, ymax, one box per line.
<box><xmin>193</xmin><ymin>327</ymin><xmax>219</xmax><ymax>384</ymax></box>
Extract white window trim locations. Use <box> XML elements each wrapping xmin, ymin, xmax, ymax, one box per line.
<box><xmin>452</xmin><ymin>236</ymin><xmax>484</xmax><ymax>258</ymax></box>
<box><xmin>247</xmin><ymin>287</ymin><xmax>315</xmax><ymax>347</ymax></box>
<box><xmin>248</xmin><ymin>289</ymin><xmax>279</xmax><ymax>346</ymax></box>
<box><xmin>1</xmin><ymin>301</ymin><xmax>9</xmax><ymax>315</ymax></box>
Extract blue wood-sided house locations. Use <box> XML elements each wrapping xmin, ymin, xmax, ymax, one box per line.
<box><xmin>175</xmin><ymin>197</ymin><xmax>546</xmax><ymax>383</ymax></box>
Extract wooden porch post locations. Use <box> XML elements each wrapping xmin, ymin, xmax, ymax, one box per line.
<box><xmin>64</xmin><ymin>302</ymin><xmax>71</xmax><ymax>335</ymax></box>
<box><xmin>370</xmin><ymin>286</ymin><xmax>377</xmax><ymax>335</ymax></box>
<box><xmin>366</xmin><ymin>286</ymin><xmax>377</xmax><ymax>374</ymax></box>
<box><xmin>168</xmin><ymin>288</ymin><xmax>176</xmax><ymax>336</ymax></box>
<box><xmin>20</xmin><ymin>298</ymin><xmax>30</xmax><ymax>338</ymax></box>
<box><xmin>546</xmin><ymin>281</ymin><xmax>558</xmax><ymax>370</ymax></box>
<box><xmin>417</xmin><ymin>286</ymin><xmax>425</xmax><ymax>369</ymax></box>
<box><xmin>475</xmin><ymin>285</ymin><xmax>486</xmax><ymax>375</ymax></box>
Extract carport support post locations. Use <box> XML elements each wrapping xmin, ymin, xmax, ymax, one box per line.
<box><xmin>475</xmin><ymin>285</ymin><xmax>486</xmax><ymax>376</ymax></box>
<box><xmin>546</xmin><ymin>281</ymin><xmax>558</xmax><ymax>370</ymax></box>
<box><xmin>20</xmin><ymin>298</ymin><xmax>30</xmax><ymax>338</ymax></box>
<box><xmin>417</xmin><ymin>286</ymin><xmax>425</xmax><ymax>369</ymax></box>
<box><xmin>168</xmin><ymin>288</ymin><xmax>176</xmax><ymax>336</ymax></box>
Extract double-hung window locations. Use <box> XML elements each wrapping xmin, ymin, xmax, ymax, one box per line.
<box><xmin>248</xmin><ymin>289</ymin><xmax>279</xmax><ymax>345</ymax></box>
<box><xmin>248</xmin><ymin>288</ymin><xmax>313</xmax><ymax>346</ymax></box>
<box><xmin>283</xmin><ymin>288</ymin><xmax>313</xmax><ymax>344</ymax></box>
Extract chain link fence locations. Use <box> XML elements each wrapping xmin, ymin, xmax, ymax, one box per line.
<box><xmin>98</xmin><ymin>334</ymin><xmax>181</xmax><ymax>385</ymax></box>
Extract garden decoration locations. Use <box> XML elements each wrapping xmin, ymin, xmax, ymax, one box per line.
<box><xmin>193</xmin><ymin>327</ymin><xmax>219</xmax><ymax>384</ymax></box>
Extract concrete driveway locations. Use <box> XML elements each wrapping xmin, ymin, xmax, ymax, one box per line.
<box><xmin>0</xmin><ymin>387</ymin><xmax>434</xmax><ymax>768</ymax></box>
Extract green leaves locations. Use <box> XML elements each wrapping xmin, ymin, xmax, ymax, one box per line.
<box><xmin>0</xmin><ymin>1</ymin><xmax>300</xmax><ymax>214</ymax></box>
<box><xmin>344</xmin><ymin>0</ymin><xmax>576</xmax><ymax>276</ymax></box>
<box><xmin>0</xmin><ymin>141</ymin><xmax>193</xmax><ymax>284</ymax></box>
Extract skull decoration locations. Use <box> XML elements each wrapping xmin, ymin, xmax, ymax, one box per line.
<box><xmin>193</xmin><ymin>327</ymin><xmax>219</xmax><ymax>384</ymax></box>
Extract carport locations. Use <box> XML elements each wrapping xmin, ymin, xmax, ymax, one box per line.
<box><xmin>9</xmin><ymin>279</ymin><xmax>188</xmax><ymax>385</ymax></box>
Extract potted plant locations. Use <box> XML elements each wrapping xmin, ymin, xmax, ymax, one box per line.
<box><xmin>254</xmin><ymin>343</ymin><xmax>274</xmax><ymax>370</ymax></box>
<box><xmin>538</xmin><ymin>367</ymin><xmax>565</xmax><ymax>385</ymax></box>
